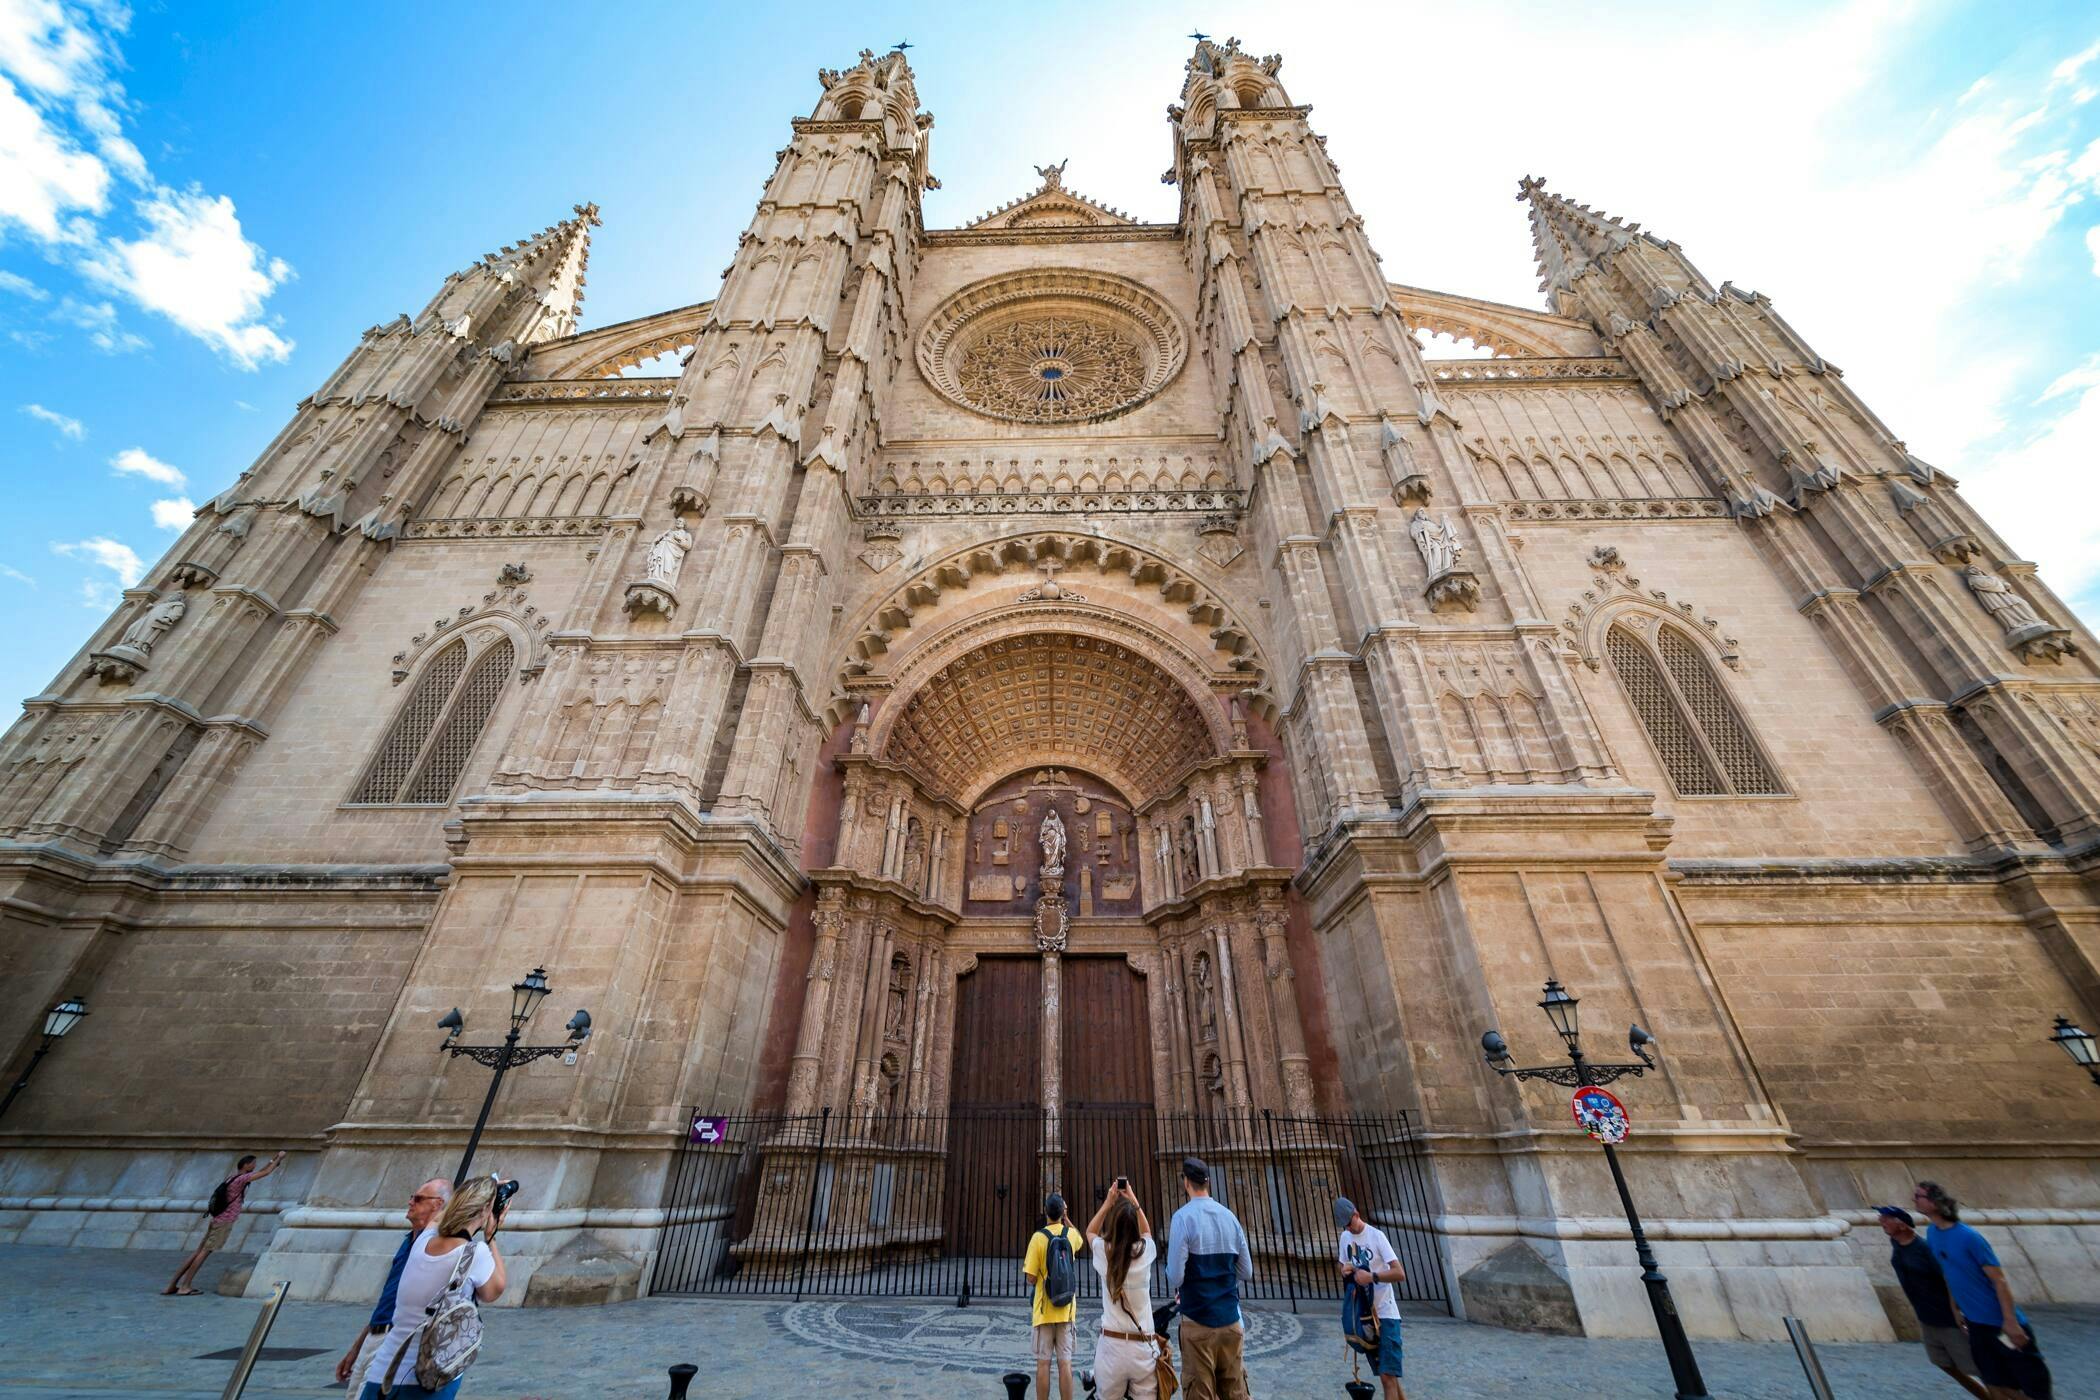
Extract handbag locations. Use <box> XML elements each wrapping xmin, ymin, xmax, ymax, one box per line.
<box><xmin>1110</xmin><ymin>1280</ymin><xmax>1178</xmax><ymax>1399</ymax></box>
<box><xmin>381</xmin><ymin>1239</ymin><xmax>482</xmax><ymax>1395</ymax></box>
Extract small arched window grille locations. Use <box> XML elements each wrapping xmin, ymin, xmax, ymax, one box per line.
<box><xmin>1606</xmin><ymin>622</ymin><xmax>1784</xmax><ymax>797</ymax></box>
<box><xmin>349</xmin><ymin>635</ymin><xmax>516</xmax><ymax>805</ymax></box>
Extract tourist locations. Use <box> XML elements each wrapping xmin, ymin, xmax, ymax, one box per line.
<box><xmin>1875</xmin><ymin>1205</ymin><xmax>1989</xmax><ymax>1397</ymax></box>
<box><xmin>1165</xmin><ymin>1156</ymin><xmax>1253</xmax><ymax>1400</ymax></box>
<box><xmin>1336</xmin><ymin>1197</ymin><xmax>1406</xmax><ymax>1399</ymax></box>
<box><xmin>1084</xmin><ymin>1178</ymin><xmax>1160</xmax><ymax>1399</ymax></box>
<box><xmin>359</xmin><ymin>1175</ymin><xmax>508</xmax><ymax>1399</ymax></box>
<box><xmin>164</xmin><ymin>1149</ymin><xmax>285</xmax><ymax>1296</ymax></box>
<box><xmin>1912</xmin><ymin>1182</ymin><xmax>2054</xmax><ymax>1400</ymax></box>
<box><xmin>334</xmin><ymin>1177</ymin><xmax>454</xmax><ymax>1389</ymax></box>
<box><xmin>1023</xmin><ymin>1191</ymin><xmax>1084</xmax><ymax>1400</ymax></box>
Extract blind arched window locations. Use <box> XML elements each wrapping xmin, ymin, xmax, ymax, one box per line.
<box><xmin>1606</xmin><ymin>622</ymin><xmax>1783</xmax><ymax>797</ymax></box>
<box><xmin>349</xmin><ymin>636</ymin><xmax>515</xmax><ymax>804</ymax></box>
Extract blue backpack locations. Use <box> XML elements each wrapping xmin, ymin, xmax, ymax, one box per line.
<box><xmin>1341</xmin><ymin>1254</ymin><xmax>1381</xmax><ymax>1357</ymax></box>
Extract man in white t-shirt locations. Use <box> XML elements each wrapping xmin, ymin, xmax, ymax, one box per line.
<box><xmin>1335</xmin><ymin>1197</ymin><xmax>1406</xmax><ymax>1399</ymax></box>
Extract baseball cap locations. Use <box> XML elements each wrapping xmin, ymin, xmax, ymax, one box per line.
<box><xmin>1875</xmin><ymin>1205</ymin><xmax>1915</xmax><ymax>1227</ymax></box>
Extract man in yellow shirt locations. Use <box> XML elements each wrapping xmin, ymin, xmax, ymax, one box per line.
<box><xmin>1023</xmin><ymin>1191</ymin><xmax>1084</xmax><ymax>1400</ymax></box>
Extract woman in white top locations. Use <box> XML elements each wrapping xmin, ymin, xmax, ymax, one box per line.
<box><xmin>360</xmin><ymin>1176</ymin><xmax>509</xmax><ymax>1399</ymax></box>
<box><xmin>1083</xmin><ymin>1179</ymin><xmax>1159</xmax><ymax>1399</ymax></box>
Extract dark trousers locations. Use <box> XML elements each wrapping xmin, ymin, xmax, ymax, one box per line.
<box><xmin>1963</xmin><ymin>1320</ymin><xmax>2052</xmax><ymax>1400</ymax></box>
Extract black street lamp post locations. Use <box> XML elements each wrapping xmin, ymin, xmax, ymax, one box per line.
<box><xmin>1480</xmin><ymin>979</ymin><xmax>1710</xmax><ymax>1400</ymax></box>
<box><xmin>2048</xmin><ymin>1015</ymin><xmax>2100</xmax><ymax>1087</ymax></box>
<box><xmin>0</xmin><ymin>996</ymin><xmax>88</xmax><ymax>1121</ymax></box>
<box><xmin>439</xmin><ymin>967</ymin><xmax>592</xmax><ymax>1183</ymax></box>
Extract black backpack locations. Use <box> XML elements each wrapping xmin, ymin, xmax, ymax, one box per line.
<box><xmin>1039</xmin><ymin>1226</ymin><xmax>1077</xmax><ymax>1308</ymax></box>
<box><xmin>206</xmin><ymin>1176</ymin><xmax>234</xmax><ymax>1217</ymax></box>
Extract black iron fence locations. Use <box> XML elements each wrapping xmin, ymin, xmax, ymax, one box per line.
<box><xmin>650</xmin><ymin>1106</ymin><xmax>1449</xmax><ymax>1311</ymax></box>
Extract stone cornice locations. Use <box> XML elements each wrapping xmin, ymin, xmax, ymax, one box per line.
<box><xmin>925</xmin><ymin>224</ymin><xmax>1180</xmax><ymax>248</ymax></box>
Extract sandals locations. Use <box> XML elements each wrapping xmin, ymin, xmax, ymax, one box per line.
<box><xmin>171</xmin><ymin>1286</ymin><xmax>199</xmax><ymax>1296</ymax></box>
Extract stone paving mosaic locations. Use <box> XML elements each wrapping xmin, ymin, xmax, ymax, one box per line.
<box><xmin>772</xmin><ymin>1299</ymin><xmax>1304</xmax><ymax>1374</ymax></box>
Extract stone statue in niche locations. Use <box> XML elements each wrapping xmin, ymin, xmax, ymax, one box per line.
<box><xmin>1963</xmin><ymin>563</ymin><xmax>2077</xmax><ymax>662</ymax></box>
<box><xmin>1192</xmin><ymin>951</ymin><xmax>1218</xmax><ymax>1042</ymax></box>
<box><xmin>1178</xmin><ymin>814</ymin><xmax>1200</xmax><ymax>886</ymax></box>
<box><xmin>1039</xmin><ymin>808</ymin><xmax>1067</xmax><ymax>884</ymax></box>
<box><xmin>1408</xmin><ymin>506</ymin><xmax>1463</xmax><ymax>577</ymax></box>
<box><xmin>118</xmin><ymin>592</ymin><xmax>187</xmax><ymax>654</ymax></box>
<box><xmin>885</xmin><ymin>955</ymin><xmax>910</xmax><ymax>1043</ymax></box>
<box><xmin>644</xmin><ymin>520</ymin><xmax>695</xmax><ymax>586</ymax></box>
<box><xmin>1964</xmin><ymin>564</ymin><xmax>2042</xmax><ymax>630</ymax></box>
<box><xmin>901</xmin><ymin>817</ymin><xmax>926</xmax><ymax>891</ymax></box>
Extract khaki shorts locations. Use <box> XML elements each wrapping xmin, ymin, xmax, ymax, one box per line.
<box><xmin>201</xmin><ymin>1218</ymin><xmax>233</xmax><ymax>1251</ymax></box>
<box><xmin>1033</xmin><ymin>1321</ymin><xmax>1074</xmax><ymax>1362</ymax></box>
<box><xmin>1921</xmin><ymin>1323</ymin><xmax>1976</xmax><ymax>1374</ymax></box>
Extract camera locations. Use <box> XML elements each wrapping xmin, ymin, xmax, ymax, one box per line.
<box><xmin>1115</xmin><ymin>1176</ymin><xmax>1129</xmax><ymax>1191</ymax></box>
<box><xmin>492</xmin><ymin>1177</ymin><xmax>521</xmax><ymax>1218</ymax></box>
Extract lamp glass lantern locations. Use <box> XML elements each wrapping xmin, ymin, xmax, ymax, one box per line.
<box><xmin>42</xmin><ymin>996</ymin><xmax>87</xmax><ymax>1041</ymax></box>
<box><xmin>1539</xmin><ymin>979</ymin><xmax>1581</xmax><ymax>1046</ymax></box>
<box><xmin>510</xmin><ymin>967</ymin><xmax>551</xmax><ymax>1030</ymax></box>
<box><xmin>2050</xmin><ymin>1015</ymin><xmax>2099</xmax><ymax>1069</ymax></box>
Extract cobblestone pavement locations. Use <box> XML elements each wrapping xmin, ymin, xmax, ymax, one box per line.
<box><xmin>0</xmin><ymin>1245</ymin><xmax>2092</xmax><ymax>1398</ymax></box>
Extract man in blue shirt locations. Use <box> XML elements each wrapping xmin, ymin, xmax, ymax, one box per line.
<box><xmin>1165</xmin><ymin>1156</ymin><xmax>1253</xmax><ymax>1400</ymax></box>
<box><xmin>1912</xmin><ymin>1181</ymin><xmax>2053</xmax><ymax>1400</ymax></box>
<box><xmin>333</xmin><ymin>1178</ymin><xmax>452</xmax><ymax>1388</ymax></box>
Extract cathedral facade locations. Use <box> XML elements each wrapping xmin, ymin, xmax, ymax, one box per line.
<box><xmin>2</xmin><ymin>40</ymin><xmax>2098</xmax><ymax>1339</ymax></box>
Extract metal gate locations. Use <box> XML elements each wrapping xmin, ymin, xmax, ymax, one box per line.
<box><xmin>649</xmin><ymin>1106</ymin><xmax>1449</xmax><ymax>1310</ymax></box>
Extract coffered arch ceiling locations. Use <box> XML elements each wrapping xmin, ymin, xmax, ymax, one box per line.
<box><xmin>879</xmin><ymin>632</ymin><xmax>1222</xmax><ymax>806</ymax></box>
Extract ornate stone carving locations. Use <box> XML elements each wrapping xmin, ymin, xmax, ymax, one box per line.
<box><xmin>1562</xmin><ymin>547</ymin><xmax>1740</xmax><ymax>671</ymax></box>
<box><xmin>1014</xmin><ymin>558</ymin><xmax>1087</xmax><ymax>604</ymax></box>
<box><xmin>167</xmin><ymin>503</ymin><xmax>255</xmax><ymax>588</ymax></box>
<box><xmin>625</xmin><ymin>520</ymin><xmax>692</xmax><ymax>618</ymax></box>
<box><xmin>391</xmin><ymin>580</ymin><xmax>553</xmax><ymax>684</ymax></box>
<box><xmin>87</xmin><ymin>591</ymin><xmax>187</xmax><ymax>683</ymax></box>
<box><xmin>1408</xmin><ymin>507</ymin><xmax>1463</xmax><ymax>577</ymax></box>
<box><xmin>859</xmin><ymin>521</ymin><xmax>904</xmax><ymax>574</ymax></box>
<box><xmin>498</xmin><ymin>562</ymin><xmax>532</xmax><ymax>585</ymax></box>
<box><xmin>917</xmin><ymin>269</ymin><xmax>1188</xmax><ymax>425</ymax></box>
<box><xmin>1964</xmin><ymin>565</ymin><xmax>2076</xmax><ymax>663</ymax></box>
<box><xmin>1039</xmin><ymin>807</ymin><xmax>1067</xmax><ymax>885</ymax></box>
<box><xmin>1197</xmin><ymin>514</ymin><xmax>1244</xmax><ymax>568</ymax></box>
<box><xmin>1034</xmin><ymin>890</ymin><xmax>1069</xmax><ymax>952</ymax></box>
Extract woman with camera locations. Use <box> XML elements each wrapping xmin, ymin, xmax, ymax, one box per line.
<box><xmin>359</xmin><ymin>1175</ymin><xmax>509</xmax><ymax>1399</ymax></box>
<box><xmin>1084</xmin><ymin>1177</ymin><xmax>1161</xmax><ymax>1400</ymax></box>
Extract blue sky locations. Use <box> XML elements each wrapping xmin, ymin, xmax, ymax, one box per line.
<box><xmin>2</xmin><ymin>1</ymin><xmax>2098</xmax><ymax>710</ymax></box>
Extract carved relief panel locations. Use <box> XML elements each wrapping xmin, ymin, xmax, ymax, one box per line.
<box><xmin>962</xmin><ymin>768</ymin><xmax>1142</xmax><ymax>916</ymax></box>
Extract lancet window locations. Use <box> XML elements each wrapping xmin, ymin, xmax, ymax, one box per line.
<box><xmin>1606</xmin><ymin>623</ymin><xmax>1782</xmax><ymax>797</ymax></box>
<box><xmin>349</xmin><ymin>635</ymin><xmax>516</xmax><ymax>805</ymax></box>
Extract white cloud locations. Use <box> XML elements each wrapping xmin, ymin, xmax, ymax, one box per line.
<box><xmin>2087</xmin><ymin>224</ymin><xmax>2100</xmax><ymax>277</ymax></box>
<box><xmin>0</xmin><ymin>267</ymin><xmax>46</xmax><ymax>298</ymax></box>
<box><xmin>52</xmin><ymin>533</ymin><xmax>141</xmax><ymax>587</ymax></box>
<box><xmin>20</xmin><ymin>400</ymin><xmax>80</xmax><ymax>437</ymax></box>
<box><xmin>82</xmin><ymin>187</ymin><xmax>293</xmax><ymax>367</ymax></box>
<box><xmin>1966</xmin><ymin>366</ymin><xmax>2100</xmax><ymax>607</ymax></box>
<box><xmin>0</xmin><ymin>562</ymin><xmax>35</xmax><ymax>589</ymax></box>
<box><xmin>149</xmin><ymin>495</ymin><xmax>193</xmax><ymax>530</ymax></box>
<box><xmin>109</xmin><ymin>444</ymin><xmax>182</xmax><ymax>487</ymax></box>
<box><xmin>0</xmin><ymin>2</ymin><xmax>293</xmax><ymax>365</ymax></box>
<box><xmin>56</xmin><ymin>292</ymin><xmax>143</xmax><ymax>352</ymax></box>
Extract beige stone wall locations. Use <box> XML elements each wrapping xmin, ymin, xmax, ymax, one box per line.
<box><xmin>184</xmin><ymin>532</ymin><xmax>599</xmax><ymax>865</ymax></box>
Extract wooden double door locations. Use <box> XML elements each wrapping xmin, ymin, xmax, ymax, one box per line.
<box><xmin>944</xmin><ymin>954</ymin><xmax>1155</xmax><ymax>1262</ymax></box>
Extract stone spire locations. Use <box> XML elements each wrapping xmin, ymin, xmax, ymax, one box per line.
<box><xmin>1517</xmin><ymin>176</ymin><xmax>1651</xmax><ymax>298</ymax></box>
<box><xmin>421</xmin><ymin>201</ymin><xmax>600</xmax><ymax>349</ymax></box>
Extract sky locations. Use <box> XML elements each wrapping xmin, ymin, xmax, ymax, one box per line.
<box><xmin>2</xmin><ymin>0</ymin><xmax>2098</xmax><ymax>709</ymax></box>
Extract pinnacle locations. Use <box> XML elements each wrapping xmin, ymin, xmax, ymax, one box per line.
<box><xmin>1517</xmin><ymin>175</ymin><xmax>1646</xmax><ymax>295</ymax></box>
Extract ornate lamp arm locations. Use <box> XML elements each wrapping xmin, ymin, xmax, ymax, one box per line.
<box><xmin>441</xmin><ymin>1042</ymin><xmax>575</xmax><ymax>1070</ymax></box>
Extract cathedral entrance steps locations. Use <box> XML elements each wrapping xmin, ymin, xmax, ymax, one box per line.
<box><xmin>649</xmin><ymin>1106</ymin><xmax>1450</xmax><ymax>1310</ymax></box>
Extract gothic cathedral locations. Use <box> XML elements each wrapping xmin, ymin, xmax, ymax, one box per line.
<box><xmin>3</xmin><ymin>41</ymin><xmax>2097</xmax><ymax>1339</ymax></box>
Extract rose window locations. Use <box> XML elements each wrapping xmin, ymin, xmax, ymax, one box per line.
<box><xmin>953</xmin><ymin>317</ymin><xmax>1146</xmax><ymax>422</ymax></box>
<box><xmin>917</xmin><ymin>270</ymin><xmax>1187</xmax><ymax>425</ymax></box>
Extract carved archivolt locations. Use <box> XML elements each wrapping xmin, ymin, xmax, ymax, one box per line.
<box><xmin>390</xmin><ymin>580</ymin><xmax>554</xmax><ymax>686</ymax></box>
<box><xmin>917</xmin><ymin>269</ymin><xmax>1187</xmax><ymax>425</ymax></box>
<box><xmin>838</xmin><ymin>531</ymin><xmax>1264</xmax><ymax>691</ymax></box>
<box><xmin>1560</xmin><ymin>546</ymin><xmax>1739</xmax><ymax>672</ymax></box>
